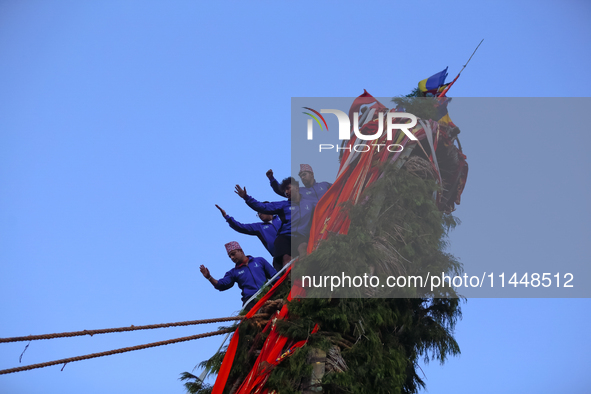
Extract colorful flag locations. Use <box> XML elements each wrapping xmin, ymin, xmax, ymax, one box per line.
<box><xmin>435</xmin><ymin>97</ymin><xmax>457</xmax><ymax>127</ymax></box>
<box><xmin>418</xmin><ymin>67</ymin><xmax>448</xmax><ymax>94</ymax></box>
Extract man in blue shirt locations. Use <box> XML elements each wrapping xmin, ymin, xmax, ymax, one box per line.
<box><xmin>199</xmin><ymin>241</ymin><xmax>277</xmax><ymax>311</ymax></box>
<box><xmin>235</xmin><ymin>177</ymin><xmax>315</xmax><ymax>269</ymax></box>
<box><xmin>215</xmin><ymin>204</ymin><xmax>282</xmax><ymax>257</ymax></box>
<box><xmin>266</xmin><ymin>164</ymin><xmax>332</xmax><ymax>204</ymax></box>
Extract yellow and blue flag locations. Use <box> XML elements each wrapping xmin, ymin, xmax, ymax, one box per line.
<box><xmin>435</xmin><ymin>97</ymin><xmax>456</xmax><ymax>127</ymax></box>
<box><xmin>418</xmin><ymin>67</ymin><xmax>448</xmax><ymax>94</ymax></box>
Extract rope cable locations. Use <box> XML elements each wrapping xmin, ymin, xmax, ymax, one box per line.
<box><xmin>0</xmin><ymin>328</ymin><xmax>235</xmax><ymax>375</ymax></box>
<box><xmin>0</xmin><ymin>315</ymin><xmax>269</xmax><ymax>344</ymax></box>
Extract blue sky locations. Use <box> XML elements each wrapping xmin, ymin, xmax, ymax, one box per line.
<box><xmin>1</xmin><ymin>1</ymin><xmax>590</xmax><ymax>393</ymax></box>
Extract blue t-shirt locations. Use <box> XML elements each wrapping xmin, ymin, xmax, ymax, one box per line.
<box><xmin>214</xmin><ymin>256</ymin><xmax>277</xmax><ymax>304</ymax></box>
<box><xmin>225</xmin><ymin>215</ymin><xmax>282</xmax><ymax>257</ymax></box>
<box><xmin>244</xmin><ymin>195</ymin><xmax>315</xmax><ymax>238</ymax></box>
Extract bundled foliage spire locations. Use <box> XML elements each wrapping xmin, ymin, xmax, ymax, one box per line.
<box><xmin>184</xmin><ymin>163</ymin><xmax>464</xmax><ymax>394</ymax></box>
<box><xmin>183</xmin><ymin>87</ymin><xmax>468</xmax><ymax>393</ymax></box>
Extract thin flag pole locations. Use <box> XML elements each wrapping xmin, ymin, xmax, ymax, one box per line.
<box><xmin>437</xmin><ymin>39</ymin><xmax>484</xmax><ymax>97</ymax></box>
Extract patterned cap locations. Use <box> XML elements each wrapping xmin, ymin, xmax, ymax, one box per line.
<box><xmin>299</xmin><ymin>164</ymin><xmax>313</xmax><ymax>174</ymax></box>
<box><xmin>224</xmin><ymin>241</ymin><xmax>242</xmax><ymax>254</ymax></box>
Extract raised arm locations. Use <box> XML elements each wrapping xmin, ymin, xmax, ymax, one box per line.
<box><xmin>216</xmin><ymin>204</ymin><xmax>259</xmax><ymax>235</ymax></box>
<box><xmin>235</xmin><ymin>184</ymin><xmax>248</xmax><ymax>198</ymax></box>
<box><xmin>200</xmin><ymin>265</ymin><xmax>219</xmax><ymax>287</ymax></box>
<box><xmin>235</xmin><ymin>184</ymin><xmax>286</xmax><ymax>215</ymax></box>
<box><xmin>226</xmin><ymin>215</ymin><xmax>259</xmax><ymax>235</ymax></box>
<box><xmin>245</xmin><ymin>196</ymin><xmax>286</xmax><ymax>215</ymax></box>
<box><xmin>215</xmin><ymin>204</ymin><xmax>227</xmax><ymax>218</ymax></box>
<box><xmin>267</xmin><ymin>169</ymin><xmax>285</xmax><ymax>197</ymax></box>
<box><xmin>212</xmin><ymin>270</ymin><xmax>235</xmax><ymax>291</ymax></box>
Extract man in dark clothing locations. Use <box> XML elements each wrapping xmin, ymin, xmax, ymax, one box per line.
<box><xmin>215</xmin><ymin>204</ymin><xmax>282</xmax><ymax>257</ymax></box>
<box><xmin>266</xmin><ymin>164</ymin><xmax>332</xmax><ymax>204</ymax></box>
<box><xmin>235</xmin><ymin>178</ymin><xmax>315</xmax><ymax>269</ymax></box>
<box><xmin>199</xmin><ymin>241</ymin><xmax>277</xmax><ymax>311</ymax></box>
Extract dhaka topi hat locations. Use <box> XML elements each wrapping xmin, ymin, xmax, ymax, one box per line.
<box><xmin>299</xmin><ymin>164</ymin><xmax>313</xmax><ymax>174</ymax></box>
<box><xmin>224</xmin><ymin>241</ymin><xmax>241</xmax><ymax>254</ymax></box>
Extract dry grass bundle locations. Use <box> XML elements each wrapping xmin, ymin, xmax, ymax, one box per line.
<box><xmin>371</xmin><ymin>236</ymin><xmax>407</xmax><ymax>277</ymax></box>
<box><xmin>325</xmin><ymin>345</ymin><xmax>348</xmax><ymax>374</ymax></box>
<box><xmin>402</xmin><ymin>156</ymin><xmax>436</xmax><ymax>180</ymax></box>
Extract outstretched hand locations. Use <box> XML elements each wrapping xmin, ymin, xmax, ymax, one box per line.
<box><xmin>215</xmin><ymin>204</ymin><xmax>227</xmax><ymax>217</ymax></box>
<box><xmin>199</xmin><ymin>265</ymin><xmax>211</xmax><ymax>279</ymax></box>
<box><xmin>266</xmin><ymin>169</ymin><xmax>274</xmax><ymax>180</ymax></box>
<box><xmin>235</xmin><ymin>185</ymin><xmax>247</xmax><ymax>199</ymax></box>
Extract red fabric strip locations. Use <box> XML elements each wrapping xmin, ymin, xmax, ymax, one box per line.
<box><xmin>211</xmin><ymin>266</ymin><xmax>292</xmax><ymax>393</ymax></box>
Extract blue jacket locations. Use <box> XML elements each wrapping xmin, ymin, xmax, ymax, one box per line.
<box><xmin>224</xmin><ymin>215</ymin><xmax>282</xmax><ymax>257</ymax></box>
<box><xmin>244</xmin><ymin>195</ymin><xmax>315</xmax><ymax>238</ymax></box>
<box><xmin>270</xmin><ymin>177</ymin><xmax>332</xmax><ymax>205</ymax></box>
<box><xmin>214</xmin><ymin>256</ymin><xmax>277</xmax><ymax>304</ymax></box>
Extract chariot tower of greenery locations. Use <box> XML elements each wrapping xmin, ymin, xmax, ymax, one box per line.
<box><xmin>183</xmin><ymin>91</ymin><xmax>467</xmax><ymax>394</ymax></box>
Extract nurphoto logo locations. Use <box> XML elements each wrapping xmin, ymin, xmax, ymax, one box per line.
<box><xmin>303</xmin><ymin>107</ymin><xmax>418</xmax><ymax>153</ymax></box>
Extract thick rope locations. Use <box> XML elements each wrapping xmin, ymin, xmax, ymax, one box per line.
<box><xmin>0</xmin><ymin>328</ymin><xmax>235</xmax><ymax>375</ymax></box>
<box><xmin>0</xmin><ymin>315</ymin><xmax>269</xmax><ymax>344</ymax></box>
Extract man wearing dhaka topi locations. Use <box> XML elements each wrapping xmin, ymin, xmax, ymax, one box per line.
<box><xmin>266</xmin><ymin>164</ymin><xmax>331</xmax><ymax>204</ymax></box>
<box><xmin>200</xmin><ymin>241</ymin><xmax>277</xmax><ymax>311</ymax></box>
